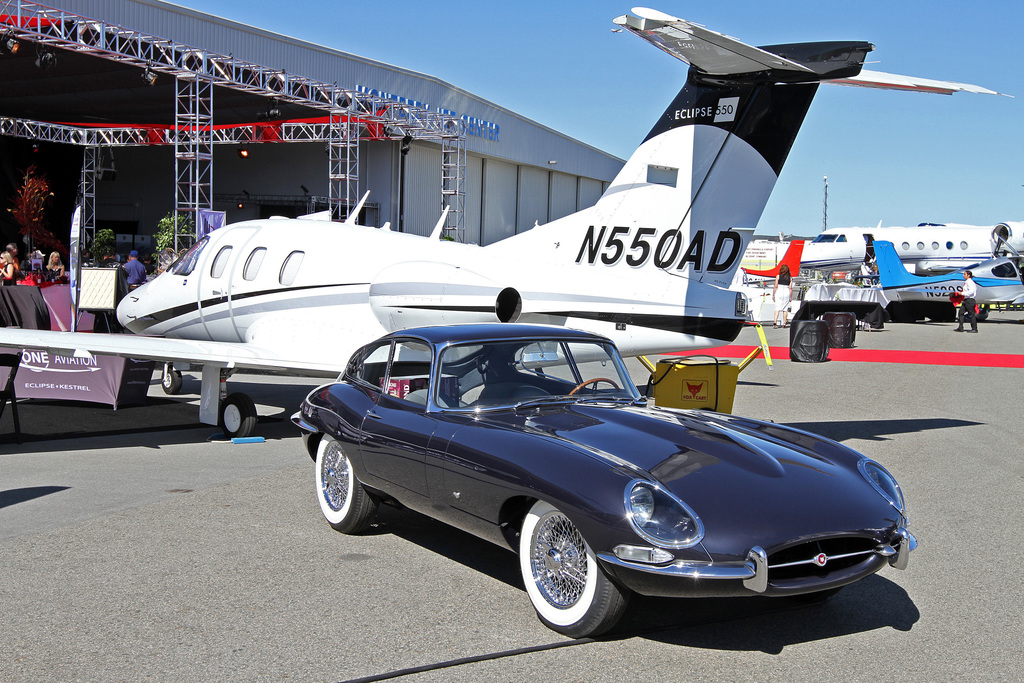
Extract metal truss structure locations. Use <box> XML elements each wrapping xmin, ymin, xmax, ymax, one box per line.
<box><xmin>0</xmin><ymin>0</ymin><xmax>466</xmax><ymax>246</ymax></box>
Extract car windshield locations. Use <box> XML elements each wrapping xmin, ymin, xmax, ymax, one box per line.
<box><xmin>436</xmin><ymin>338</ymin><xmax>640</xmax><ymax>410</ymax></box>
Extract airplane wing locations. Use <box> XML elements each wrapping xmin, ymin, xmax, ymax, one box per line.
<box><xmin>829</xmin><ymin>70</ymin><xmax>1011</xmax><ymax>96</ymax></box>
<box><xmin>0</xmin><ymin>328</ymin><xmax>349</xmax><ymax>377</ymax></box>
<box><xmin>613</xmin><ymin>8</ymin><xmax>816</xmax><ymax>76</ymax></box>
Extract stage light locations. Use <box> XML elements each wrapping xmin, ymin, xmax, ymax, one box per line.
<box><xmin>237</xmin><ymin>147</ymin><xmax>250</xmax><ymax>159</ymax></box>
<box><xmin>35</xmin><ymin>47</ymin><xmax>56</xmax><ymax>70</ymax></box>
<box><xmin>1</xmin><ymin>31</ymin><xmax>19</xmax><ymax>55</ymax></box>
<box><xmin>141</xmin><ymin>65</ymin><xmax>157</xmax><ymax>86</ymax></box>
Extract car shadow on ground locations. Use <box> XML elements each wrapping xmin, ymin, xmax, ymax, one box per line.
<box><xmin>784</xmin><ymin>417</ymin><xmax>979</xmax><ymax>442</ymax></box>
<box><xmin>0</xmin><ymin>485</ymin><xmax>70</xmax><ymax>509</ymax></box>
<box><xmin>616</xmin><ymin>574</ymin><xmax>918</xmax><ymax>653</ymax></box>
<box><xmin>362</xmin><ymin>503</ymin><xmax>523</xmax><ymax>589</ymax></box>
<box><xmin>352</xmin><ymin>503</ymin><xmax>919</xmax><ymax>654</ymax></box>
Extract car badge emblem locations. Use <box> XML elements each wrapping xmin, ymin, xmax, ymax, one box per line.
<box><xmin>814</xmin><ymin>552</ymin><xmax>828</xmax><ymax>567</ymax></box>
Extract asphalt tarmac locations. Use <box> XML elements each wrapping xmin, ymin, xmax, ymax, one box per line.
<box><xmin>2</xmin><ymin>313</ymin><xmax>1022</xmax><ymax>682</ymax></box>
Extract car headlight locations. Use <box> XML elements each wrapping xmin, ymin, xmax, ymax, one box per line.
<box><xmin>625</xmin><ymin>480</ymin><xmax>704</xmax><ymax>548</ymax></box>
<box><xmin>858</xmin><ymin>459</ymin><xmax>906</xmax><ymax>515</ymax></box>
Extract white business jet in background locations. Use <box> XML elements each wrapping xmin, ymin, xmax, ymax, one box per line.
<box><xmin>0</xmin><ymin>7</ymin><xmax>1006</xmax><ymax>437</ymax></box>
<box><xmin>801</xmin><ymin>222</ymin><xmax>1024</xmax><ymax>274</ymax></box>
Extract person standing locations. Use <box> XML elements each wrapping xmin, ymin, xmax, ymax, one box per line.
<box><xmin>954</xmin><ymin>270</ymin><xmax>978</xmax><ymax>333</ymax></box>
<box><xmin>123</xmin><ymin>249</ymin><xmax>147</xmax><ymax>288</ymax></box>
<box><xmin>773</xmin><ymin>263</ymin><xmax>794</xmax><ymax>328</ymax></box>
<box><xmin>1</xmin><ymin>251</ymin><xmax>17</xmax><ymax>285</ymax></box>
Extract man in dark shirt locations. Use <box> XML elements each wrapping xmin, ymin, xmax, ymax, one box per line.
<box><xmin>123</xmin><ymin>249</ymin><xmax>147</xmax><ymax>288</ymax></box>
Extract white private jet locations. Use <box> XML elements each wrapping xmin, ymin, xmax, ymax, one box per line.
<box><xmin>801</xmin><ymin>222</ymin><xmax>1024</xmax><ymax>274</ymax></box>
<box><xmin>0</xmin><ymin>7</ymin><xmax>1005</xmax><ymax>437</ymax></box>
<box><xmin>874</xmin><ymin>239</ymin><xmax>1024</xmax><ymax>320</ymax></box>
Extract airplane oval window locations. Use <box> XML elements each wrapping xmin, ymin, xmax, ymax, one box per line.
<box><xmin>210</xmin><ymin>246</ymin><xmax>233</xmax><ymax>278</ymax></box>
<box><xmin>931</xmin><ymin>241</ymin><xmax>939</xmax><ymax>250</ymax></box>
<box><xmin>946</xmin><ymin>241</ymin><xmax>954</xmax><ymax>250</ymax></box>
<box><xmin>960</xmin><ymin>241</ymin><xmax>968</xmax><ymax>250</ymax></box>
<box><xmin>916</xmin><ymin>241</ymin><xmax>925</xmax><ymax>250</ymax></box>
<box><xmin>170</xmin><ymin>236</ymin><xmax>209</xmax><ymax>276</ymax></box>
<box><xmin>243</xmin><ymin>247</ymin><xmax>267</xmax><ymax>281</ymax></box>
<box><xmin>279</xmin><ymin>250</ymin><xmax>305</xmax><ymax>286</ymax></box>
<box><xmin>901</xmin><ymin>242</ymin><xmax>910</xmax><ymax>250</ymax></box>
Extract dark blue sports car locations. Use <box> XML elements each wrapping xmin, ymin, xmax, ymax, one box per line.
<box><xmin>293</xmin><ymin>323</ymin><xmax>915</xmax><ymax>638</ymax></box>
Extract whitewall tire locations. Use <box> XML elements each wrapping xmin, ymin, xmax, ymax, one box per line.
<box><xmin>519</xmin><ymin>500</ymin><xmax>628</xmax><ymax>638</ymax></box>
<box><xmin>315</xmin><ymin>436</ymin><xmax>377</xmax><ymax>533</ymax></box>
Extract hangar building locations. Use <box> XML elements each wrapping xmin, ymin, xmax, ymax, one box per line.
<box><xmin>0</xmin><ymin>0</ymin><xmax>623</xmax><ymax>253</ymax></box>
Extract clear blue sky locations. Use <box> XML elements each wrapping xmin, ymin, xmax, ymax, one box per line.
<box><xmin>194</xmin><ymin>0</ymin><xmax>1022</xmax><ymax>236</ymax></box>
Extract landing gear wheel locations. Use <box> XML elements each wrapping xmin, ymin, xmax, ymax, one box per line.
<box><xmin>219</xmin><ymin>392</ymin><xmax>257</xmax><ymax>438</ymax></box>
<box><xmin>161</xmin><ymin>365</ymin><xmax>183</xmax><ymax>395</ymax></box>
<box><xmin>519</xmin><ymin>500</ymin><xmax>628</xmax><ymax>638</ymax></box>
<box><xmin>568</xmin><ymin>377</ymin><xmax>620</xmax><ymax>395</ymax></box>
<box><xmin>315</xmin><ymin>436</ymin><xmax>378</xmax><ymax>533</ymax></box>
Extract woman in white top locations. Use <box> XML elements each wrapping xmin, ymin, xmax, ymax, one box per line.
<box><xmin>773</xmin><ymin>263</ymin><xmax>793</xmax><ymax>328</ymax></box>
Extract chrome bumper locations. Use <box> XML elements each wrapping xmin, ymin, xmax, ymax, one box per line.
<box><xmin>598</xmin><ymin>527</ymin><xmax>917</xmax><ymax>594</ymax></box>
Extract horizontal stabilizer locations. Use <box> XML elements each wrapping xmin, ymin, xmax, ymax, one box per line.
<box><xmin>830</xmin><ymin>70</ymin><xmax>1011</xmax><ymax>97</ymax></box>
<box><xmin>615</xmin><ymin>8</ymin><xmax>815</xmax><ymax>76</ymax></box>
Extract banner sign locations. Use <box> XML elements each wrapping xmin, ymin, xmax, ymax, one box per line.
<box><xmin>16</xmin><ymin>349</ymin><xmax>154</xmax><ymax>408</ymax></box>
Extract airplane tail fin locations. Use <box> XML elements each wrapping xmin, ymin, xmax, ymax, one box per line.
<box><xmin>874</xmin><ymin>240</ymin><xmax>922</xmax><ymax>288</ymax></box>
<box><xmin>743</xmin><ymin>240</ymin><xmax>805</xmax><ymax>278</ymax></box>
<box><xmin>499</xmin><ymin>10</ymin><xmax>1000</xmax><ymax>291</ymax></box>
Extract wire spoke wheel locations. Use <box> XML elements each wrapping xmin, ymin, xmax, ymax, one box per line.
<box><xmin>314</xmin><ymin>436</ymin><xmax>378</xmax><ymax>533</ymax></box>
<box><xmin>531</xmin><ymin>512</ymin><xmax>589</xmax><ymax>608</ymax></box>
<box><xmin>519</xmin><ymin>500</ymin><xmax>629</xmax><ymax>638</ymax></box>
<box><xmin>321</xmin><ymin>440</ymin><xmax>350</xmax><ymax>513</ymax></box>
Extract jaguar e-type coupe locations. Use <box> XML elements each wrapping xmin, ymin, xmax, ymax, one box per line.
<box><xmin>292</xmin><ymin>324</ymin><xmax>915</xmax><ymax>638</ymax></box>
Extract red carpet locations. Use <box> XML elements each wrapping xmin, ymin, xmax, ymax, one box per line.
<box><xmin>669</xmin><ymin>346</ymin><xmax>1024</xmax><ymax>368</ymax></box>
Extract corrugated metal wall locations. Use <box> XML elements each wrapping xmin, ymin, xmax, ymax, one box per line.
<box><xmin>516</xmin><ymin>167</ymin><xmax>550</xmax><ymax>234</ymax></box>
<box><xmin>549</xmin><ymin>172</ymin><xmax>578</xmax><ymax>222</ymax></box>
<box><xmin>401</xmin><ymin>145</ymin><xmax>442</xmax><ymax>236</ymax></box>
<box><xmin>482</xmin><ymin>160</ymin><xmax>518</xmax><ymax>244</ymax></box>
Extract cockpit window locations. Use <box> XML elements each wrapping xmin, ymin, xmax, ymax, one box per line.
<box><xmin>243</xmin><ymin>247</ymin><xmax>267</xmax><ymax>281</ymax></box>
<box><xmin>170</xmin><ymin>236</ymin><xmax>209</xmax><ymax>276</ymax></box>
<box><xmin>811</xmin><ymin>234</ymin><xmax>837</xmax><ymax>243</ymax></box>
<box><xmin>992</xmin><ymin>262</ymin><xmax>1016</xmax><ymax>279</ymax></box>
<box><xmin>210</xmin><ymin>246</ymin><xmax>233</xmax><ymax>278</ymax></box>
<box><xmin>279</xmin><ymin>251</ymin><xmax>304</xmax><ymax>286</ymax></box>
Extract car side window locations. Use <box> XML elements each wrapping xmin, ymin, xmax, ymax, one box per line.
<box><xmin>348</xmin><ymin>341</ymin><xmax>392</xmax><ymax>391</ymax></box>
<box><xmin>383</xmin><ymin>340</ymin><xmax>432</xmax><ymax>405</ymax></box>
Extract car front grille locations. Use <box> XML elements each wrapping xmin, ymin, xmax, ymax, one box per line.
<box><xmin>768</xmin><ymin>537</ymin><xmax>880</xmax><ymax>582</ymax></box>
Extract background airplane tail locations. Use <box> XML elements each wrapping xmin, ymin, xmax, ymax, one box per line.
<box><xmin>874</xmin><ymin>240</ymin><xmax>922</xmax><ymax>288</ymax></box>
<box><xmin>743</xmin><ymin>240</ymin><xmax>805</xmax><ymax>278</ymax></box>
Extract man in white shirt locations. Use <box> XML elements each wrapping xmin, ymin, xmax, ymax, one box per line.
<box><xmin>954</xmin><ymin>270</ymin><xmax>979</xmax><ymax>333</ymax></box>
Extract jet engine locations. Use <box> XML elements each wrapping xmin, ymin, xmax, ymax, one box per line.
<box><xmin>368</xmin><ymin>261</ymin><xmax>523</xmax><ymax>331</ymax></box>
<box><xmin>993</xmin><ymin>222</ymin><xmax>1024</xmax><ymax>257</ymax></box>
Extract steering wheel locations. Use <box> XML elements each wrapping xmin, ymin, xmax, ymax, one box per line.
<box><xmin>568</xmin><ymin>377</ymin><xmax>620</xmax><ymax>395</ymax></box>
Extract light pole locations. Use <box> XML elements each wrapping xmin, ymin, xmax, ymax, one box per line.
<box><xmin>822</xmin><ymin>175</ymin><xmax>828</xmax><ymax>232</ymax></box>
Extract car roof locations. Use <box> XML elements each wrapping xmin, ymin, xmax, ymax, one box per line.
<box><xmin>384</xmin><ymin>323</ymin><xmax>613</xmax><ymax>346</ymax></box>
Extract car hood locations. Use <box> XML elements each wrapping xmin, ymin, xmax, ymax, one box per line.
<box><xmin>469</xmin><ymin>404</ymin><xmax>900</xmax><ymax>555</ymax></box>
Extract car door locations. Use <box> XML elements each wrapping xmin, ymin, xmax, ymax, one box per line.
<box><xmin>358</xmin><ymin>338</ymin><xmax>438</xmax><ymax>498</ymax></box>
